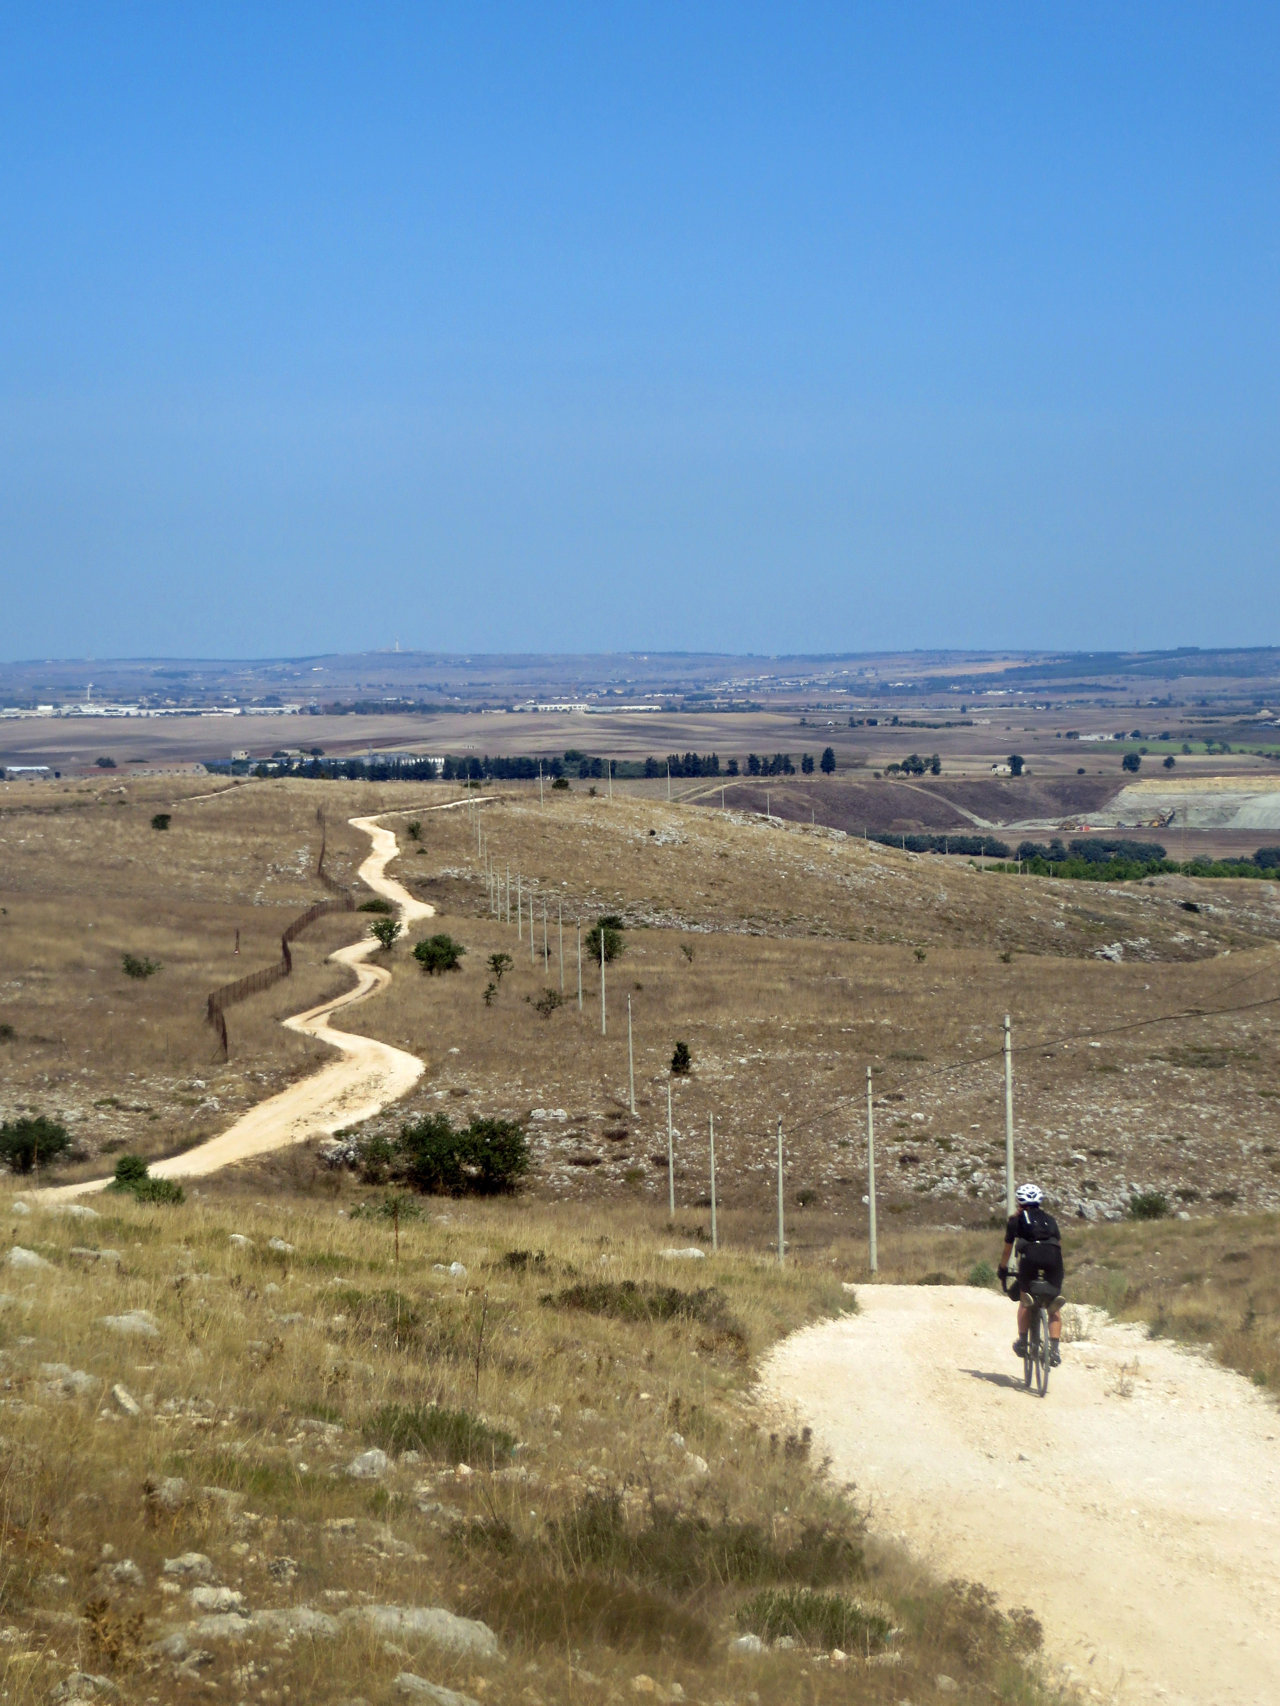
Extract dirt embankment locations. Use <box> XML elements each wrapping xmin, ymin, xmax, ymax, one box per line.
<box><xmin>766</xmin><ymin>1285</ymin><xmax>1280</xmax><ymax>1706</ymax></box>
<box><xmin>713</xmin><ymin>775</ymin><xmax>1120</xmax><ymax>835</ymax></box>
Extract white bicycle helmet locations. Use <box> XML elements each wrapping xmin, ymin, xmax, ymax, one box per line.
<box><xmin>1015</xmin><ymin>1182</ymin><xmax>1044</xmax><ymax>1205</ymax></box>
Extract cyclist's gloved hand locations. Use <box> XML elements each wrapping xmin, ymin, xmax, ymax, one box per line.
<box><xmin>996</xmin><ymin>1266</ymin><xmax>1009</xmax><ymax>1281</ymax></box>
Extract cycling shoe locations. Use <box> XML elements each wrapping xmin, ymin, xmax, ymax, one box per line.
<box><xmin>1049</xmin><ymin>1343</ymin><xmax>1062</xmax><ymax>1367</ymax></box>
<box><xmin>1012</xmin><ymin>1337</ymin><xmax>1028</xmax><ymax>1358</ymax></box>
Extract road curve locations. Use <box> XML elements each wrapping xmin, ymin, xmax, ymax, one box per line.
<box><xmin>36</xmin><ymin>805</ymin><xmax>469</xmax><ymax>1200</ymax></box>
<box><xmin>764</xmin><ymin>1284</ymin><xmax>1280</xmax><ymax>1706</ymax></box>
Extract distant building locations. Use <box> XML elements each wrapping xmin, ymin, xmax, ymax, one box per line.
<box><xmin>990</xmin><ymin>762</ymin><xmax>1012</xmax><ymax>776</ymax></box>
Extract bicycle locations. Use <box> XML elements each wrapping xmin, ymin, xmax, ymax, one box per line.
<box><xmin>1005</xmin><ymin>1275</ymin><xmax>1059</xmax><ymax>1396</ymax></box>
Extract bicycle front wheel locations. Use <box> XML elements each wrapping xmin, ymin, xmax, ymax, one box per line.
<box><xmin>1035</xmin><ymin>1307</ymin><xmax>1050</xmax><ymax>1396</ymax></box>
<box><xmin>1024</xmin><ymin>1312</ymin><xmax>1035</xmax><ymax>1389</ymax></box>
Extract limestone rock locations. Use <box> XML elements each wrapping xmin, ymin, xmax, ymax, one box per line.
<box><xmin>344</xmin><ymin>1448</ymin><xmax>389</xmax><ymax>1480</ymax></box>
<box><xmin>162</xmin><ymin>1552</ymin><xmax>215</xmax><ymax>1581</ymax></box>
<box><xmin>100</xmin><ymin>1309</ymin><xmax>159</xmax><ymax>1339</ymax></box>
<box><xmin>341</xmin><ymin>1605</ymin><xmax>501</xmax><ymax>1659</ymax></box>
<box><xmin>110</xmin><ymin>1383</ymin><xmax>142</xmax><ymax>1417</ymax></box>
<box><xmin>394</xmin><ymin>1677</ymin><xmax>482</xmax><ymax>1706</ymax></box>
<box><xmin>190</xmin><ymin>1586</ymin><xmax>247</xmax><ymax>1614</ymax></box>
<box><xmin>7</xmin><ymin>1246</ymin><xmax>51</xmax><ymax>1270</ymax></box>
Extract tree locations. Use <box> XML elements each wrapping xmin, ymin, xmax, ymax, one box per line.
<box><xmin>820</xmin><ymin>746</ymin><xmax>835</xmax><ymax>774</ymax></box>
<box><xmin>801</xmin><ymin>753</ymin><xmax>814</xmax><ymax>774</ymax></box>
<box><xmin>551</xmin><ymin>776</ymin><xmax>570</xmax><ymax>790</ymax></box>
<box><xmin>122</xmin><ymin>953</ymin><xmax>161</xmax><ymax>979</ymax></box>
<box><xmin>0</xmin><ymin>1114</ymin><xmax>71</xmax><ymax>1173</ymax></box>
<box><xmin>413</xmin><ymin>933</ymin><xmax>466</xmax><ymax>974</ymax></box>
<box><xmin>584</xmin><ymin>916</ymin><xmax>625</xmax><ymax>963</ymax></box>
<box><xmin>1163</xmin><ymin>755</ymin><xmax>1176</xmax><ymax>769</ymax></box>
<box><xmin>369</xmin><ymin>917</ymin><xmax>402</xmax><ymax>951</ymax></box>
<box><xmin>95</xmin><ymin>757</ymin><xmax>116</xmax><ymax>769</ymax></box>
<box><xmin>107</xmin><ymin>1153</ymin><xmax>184</xmax><ymax>1203</ymax></box>
<box><xmin>150</xmin><ymin>813</ymin><xmax>171</xmax><ymax>831</ymax></box>
<box><xmin>1007</xmin><ymin>755</ymin><xmax>1025</xmax><ymax>777</ymax></box>
<box><xmin>405</xmin><ymin>820</ymin><xmax>422</xmax><ymax>842</ymax></box>
<box><xmin>671</xmin><ymin>1040</ymin><xmax>692</xmax><ymax>1076</ymax></box>
<box><xmin>1122</xmin><ymin>752</ymin><xmax>1142</xmax><ymax>774</ymax></box>
<box><xmin>486</xmin><ymin>951</ymin><xmax>513</xmax><ymax>983</ymax></box>
<box><xmin>929</xmin><ymin>753</ymin><xmax>941</xmax><ymax>776</ymax></box>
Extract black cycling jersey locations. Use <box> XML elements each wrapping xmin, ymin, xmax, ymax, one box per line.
<box><xmin>1005</xmin><ymin>1205</ymin><xmax>1061</xmax><ymax>1248</ymax></box>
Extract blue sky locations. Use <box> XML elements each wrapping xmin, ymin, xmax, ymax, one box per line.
<box><xmin>1</xmin><ymin>3</ymin><xmax>1277</xmax><ymax>659</ymax></box>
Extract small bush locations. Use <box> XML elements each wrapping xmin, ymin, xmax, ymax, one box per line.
<box><xmin>368</xmin><ymin>917</ymin><xmax>402</xmax><ymax>951</ymax></box>
<box><xmin>121</xmin><ymin>953</ymin><xmax>161</xmax><ymax>979</ymax></box>
<box><xmin>364</xmin><ymin>1403</ymin><xmax>515</xmax><ymax>1465</ymax></box>
<box><xmin>405</xmin><ymin>820</ymin><xmax>422</xmax><ymax>841</ymax></box>
<box><xmin>413</xmin><ymin>933</ymin><xmax>466</xmax><ymax>975</ymax></box>
<box><xmin>150</xmin><ymin>813</ymin><xmax>171</xmax><ymax>831</ymax></box>
<box><xmin>486</xmin><ymin>952</ymin><xmax>513</xmax><ymax>983</ymax></box>
<box><xmin>968</xmin><ymin>1260</ymin><xmax>997</xmax><ymax>1287</ymax></box>
<box><xmin>0</xmin><ymin>1022</ymin><xmax>13</xmax><ymax>1041</ymax></box>
<box><xmin>736</xmin><ymin>1587</ymin><xmax>892</xmax><ymax>1651</ymax></box>
<box><xmin>95</xmin><ymin>756</ymin><xmax>116</xmax><ymax>768</ymax></box>
<box><xmin>358</xmin><ymin>897</ymin><xmax>394</xmax><ymax>913</ymax></box>
<box><xmin>107</xmin><ymin>1155</ymin><xmax>184</xmax><ymax>1203</ymax></box>
<box><xmin>670</xmin><ymin>1040</ymin><xmax>692</xmax><ymax>1076</ymax></box>
<box><xmin>551</xmin><ymin>776</ymin><xmax>570</xmax><ymax>790</ymax></box>
<box><xmin>545</xmin><ymin>1280</ymin><xmax>746</xmax><ymax>1350</ymax></box>
<box><xmin>0</xmin><ymin>1114</ymin><xmax>71</xmax><ymax>1173</ymax></box>
<box><xmin>584</xmin><ymin>916</ymin><xmax>625</xmax><ymax>963</ymax></box>
<box><xmin>531</xmin><ymin>987</ymin><xmax>563</xmax><ymax>1018</ymax></box>
<box><xmin>395</xmin><ymin>1113</ymin><xmax>528</xmax><ymax>1196</ymax></box>
<box><xmin>1128</xmin><ymin>1190</ymin><xmax>1170</xmax><ymax>1221</ymax></box>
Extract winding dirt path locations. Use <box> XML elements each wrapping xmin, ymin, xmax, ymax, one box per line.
<box><xmin>765</xmin><ymin>1285</ymin><xmax>1280</xmax><ymax>1706</ymax></box>
<box><xmin>38</xmin><ymin>806</ymin><xmax>470</xmax><ymax>1200</ymax></box>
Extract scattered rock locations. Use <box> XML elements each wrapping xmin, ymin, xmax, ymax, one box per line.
<box><xmin>145</xmin><ymin>1475</ymin><xmax>190</xmax><ymax>1514</ymax></box>
<box><xmin>51</xmin><ymin>1673</ymin><xmax>117</xmax><ymax>1701</ymax></box>
<box><xmin>267</xmin><ymin>1237</ymin><xmax>294</xmax><ymax>1254</ymax></box>
<box><xmin>149</xmin><ymin>1630</ymin><xmax>192</xmax><ymax>1661</ymax></box>
<box><xmin>41</xmin><ymin>1363</ymin><xmax>98</xmax><ymax>1398</ymax></box>
<box><xmin>7</xmin><ymin>1246</ymin><xmax>51</xmax><ymax>1270</ymax></box>
<box><xmin>100</xmin><ymin>1310</ymin><xmax>160</xmax><ymax>1339</ymax></box>
<box><xmin>190</xmin><ymin>1586</ymin><xmax>247</xmax><ymax>1614</ymax></box>
<box><xmin>683</xmin><ymin>1454</ymin><xmax>709</xmax><ymax>1476</ymax></box>
<box><xmin>341</xmin><ymin>1605</ymin><xmax>501</xmax><ymax>1659</ymax></box>
<box><xmin>251</xmin><ymin>1606</ymin><xmax>339</xmax><ymax>1639</ymax></box>
<box><xmin>108</xmin><ymin>1560</ymin><xmax>145</xmax><ymax>1588</ymax></box>
<box><xmin>659</xmin><ymin>1248</ymin><xmax>705</xmax><ymax>1260</ymax></box>
<box><xmin>936</xmin><ymin>1677</ymin><xmax>959</xmax><ymax>1694</ymax></box>
<box><xmin>774</xmin><ymin>1636</ymin><xmax>795</xmax><ymax>1650</ymax></box>
<box><xmin>229</xmin><ymin>1233</ymin><xmax>254</xmax><ymax>1249</ymax></box>
<box><xmin>394</xmin><ymin>1677</ymin><xmax>482</xmax><ymax>1706</ymax></box>
<box><xmin>110</xmin><ymin>1383</ymin><xmax>143</xmax><ymax>1417</ymax></box>
<box><xmin>70</xmin><ymin>1247</ymin><xmax>122</xmax><ymax>1266</ymax></box>
<box><xmin>190</xmin><ymin>1612</ymin><xmax>253</xmax><ymax>1640</ymax></box>
<box><xmin>345</xmin><ymin>1448</ymin><xmax>390</xmax><ymax>1480</ymax></box>
<box><xmin>10</xmin><ymin>1201</ymin><xmax>29</xmax><ymax>1215</ymax></box>
<box><xmin>162</xmin><ymin>1552</ymin><xmax>215</xmax><ymax>1581</ymax></box>
<box><xmin>729</xmin><ymin>1633</ymin><xmax>764</xmax><ymax>1654</ymax></box>
<box><xmin>449</xmin><ymin>1261</ymin><xmax>467</xmax><ymax>1278</ymax></box>
<box><xmin>56</xmin><ymin>1204</ymin><xmax>100</xmax><ymax>1221</ymax></box>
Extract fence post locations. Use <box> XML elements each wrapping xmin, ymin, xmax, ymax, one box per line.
<box><xmin>577</xmin><ymin>922</ymin><xmax>583</xmax><ymax>1012</ymax></box>
<box><xmin>627</xmin><ymin>996</ymin><xmax>636</xmax><ymax>1115</ymax></box>
<box><xmin>529</xmin><ymin>892</ymin><xmax>536</xmax><ymax>965</ymax></box>
<box><xmin>600</xmin><ymin>924</ymin><xmax>606</xmax><ymax>1036</ymax></box>
<box><xmin>667</xmin><ymin>1082</ymin><xmax>675</xmax><ymax>1215</ymax></box>
<box><xmin>517</xmin><ymin>876</ymin><xmax>522</xmax><ymax>940</ymax></box>
<box><xmin>543</xmin><ymin>896</ymin><xmax>548</xmax><ymax>972</ymax></box>
<box><xmin>558</xmin><ymin>898</ymin><xmax>564</xmax><ymax>992</ymax></box>
<box><xmin>1004</xmin><ymin>1014</ymin><xmax>1015</xmax><ymax>1215</ymax></box>
<box><xmin>709</xmin><ymin>1113</ymin><xmax>718</xmax><ymax>1254</ymax></box>
<box><xmin>866</xmin><ymin>1065</ymin><xmax>878</xmax><ymax>1275</ymax></box>
<box><xmin>776</xmin><ymin>1118</ymin><xmax>785</xmax><ymax>1267</ymax></box>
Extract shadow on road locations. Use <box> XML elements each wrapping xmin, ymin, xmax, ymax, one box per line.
<box><xmin>961</xmin><ymin>1367</ymin><xmax>1028</xmax><ymax>1392</ymax></box>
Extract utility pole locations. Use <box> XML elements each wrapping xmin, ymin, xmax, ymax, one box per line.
<box><xmin>505</xmin><ymin>865</ymin><xmax>510</xmax><ymax>925</ymax></box>
<box><xmin>529</xmin><ymin>892</ymin><xmax>536</xmax><ymax>965</ymax></box>
<box><xmin>667</xmin><ymin>1083</ymin><xmax>675</xmax><ymax>1216</ymax></box>
<box><xmin>542</xmin><ymin>896</ymin><xmax>548</xmax><ymax>971</ymax></box>
<box><xmin>600</xmin><ymin>925</ymin><xmax>606</xmax><ymax>1035</ymax></box>
<box><xmin>627</xmin><ymin>996</ymin><xmax>636</xmax><ymax>1114</ymax></box>
<box><xmin>709</xmin><ymin>1113</ymin><xmax>718</xmax><ymax>1254</ymax></box>
<box><xmin>558</xmin><ymin>897</ymin><xmax>564</xmax><ymax>992</ymax></box>
<box><xmin>866</xmin><ymin>1065</ymin><xmax>878</xmax><ymax>1274</ymax></box>
<box><xmin>766</xmin><ymin>790</ymin><xmax>771</xmax><ymax>820</ymax></box>
<box><xmin>516</xmin><ymin>874</ymin><xmax>522</xmax><ymax>939</ymax></box>
<box><xmin>608</xmin><ymin>758</ymin><xmax>613</xmax><ymax>802</ymax></box>
<box><xmin>1004</xmin><ymin>1014</ymin><xmax>1015</xmax><ymax>1215</ymax></box>
<box><xmin>666</xmin><ymin>759</ymin><xmax>671</xmax><ymax>801</ymax></box>
<box><xmin>776</xmin><ymin>1119</ymin><xmax>785</xmax><ymax>1267</ymax></box>
<box><xmin>577</xmin><ymin>921</ymin><xmax>583</xmax><ymax>1011</ymax></box>
<box><xmin>538</xmin><ymin>761</ymin><xmax>543</xmax><ymax>806</ymax></box>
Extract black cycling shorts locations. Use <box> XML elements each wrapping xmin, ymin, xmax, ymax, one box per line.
<box><xmin>1016</xmin><ymin>1241</ymin><xmax>1064</xmax><ymax>1301</ymax></box>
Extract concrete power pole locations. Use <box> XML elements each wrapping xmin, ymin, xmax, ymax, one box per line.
<box><xmin>1004</xmin><ymin>1014</ymin><xmax>1015</xmax><ymax>1215</ymax></box>
<box><xmin>866</xmin><ymin>1065</ymin><xmax>878</xmax><ymax>1274</ymax></box>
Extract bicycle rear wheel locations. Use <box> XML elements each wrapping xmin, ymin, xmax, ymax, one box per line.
<box><xmin>1035</xmin><ymin>1307</ymin><xmax>1050</xmax><ymax>1396</ymax></box>
<box><xmin>1023</xmin><ymin>1312</ymin><xmax>1035</xmax><ymax>1389</ymax></box>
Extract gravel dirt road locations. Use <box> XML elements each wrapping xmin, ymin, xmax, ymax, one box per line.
<box><xmin>36</xmin><ymin>807</ymin><xmax>466</xmax><ymax>1199</ymax></box>
<box><xmin>764</xmin><ymin>1284</ymin><xmax>1280</xmax><ymax>1706</ymax></box>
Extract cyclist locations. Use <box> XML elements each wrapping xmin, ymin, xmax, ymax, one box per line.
<box><xmin>997</xmin><ymin>1183</ymin><xmax>1064</xmax><ymax>1368</ymax></box>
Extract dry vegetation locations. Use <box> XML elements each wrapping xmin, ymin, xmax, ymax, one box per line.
<box><xmin>1</xmin><ymin>1184</ymin><xmax>1062</xmax><ymax>1706</ymax></box>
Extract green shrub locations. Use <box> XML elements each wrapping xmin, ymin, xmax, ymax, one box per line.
<box><xmin>413</xmin><ymin>933</ymin><xmax>466</xmax><ymax>975</ymax></box>
<box><xmin>1128</xmin><ymin>1190</ymin><xmax>1170</xmax><ymax>1221</ymax></box>
<box><xmin>551</xmin><ymin>776</ymin><xmax>570</xmax><ymax>790</ymax></box>
<box><xmin>670</xmin><ymin>1040</ymin><xmax>692</xmax><ymax>1076</ymax></box>
<box><xmin>394</xmin><ymin>1114</ymin><xmax>528</xmax><ymax>1195</ymax></box>
<box><xmin>0</xmin><ymin>1114</ymin><xmax>71</xmax><ymax>1173</ymax></box>
<box><xmin>736</xmin><ymin>1587</ymin><xmax>892</xmax><ymax>1650</ymax></box>
<box><xmin>150</xmin><ymin>813</ymin><xmax>171</xmax><ymax>831</ymax></box>
<box><xmin>358</xmin><ymin>897</ymin><xmax>394</xmax><ymax>914</ymax></box>
<box><xmin>584</xmin><ymin>916</ymin><xmax>625</xmax><ymax>963</ymax></box>
<box><xmin>0</xmin><ymin>1022</ymin><xmax>13</xmax><ymax>1042</ymax></box>
<box><xmin>968</xmin><ymin>1260</ymin><xmax>997</xmax><ymax>1287</ymax></box>
<box><xmin>364</xmin><ymin>1403</ymin><xmax>515</xmax><ymax>1465</ymax></box>
<box><xmin>121</xmin><ymin>953</ymin><xmax>161</xmax><ymax>979</ymax></box>
<box><xmin>368</xmin><ymin>917</ymin><xmax>401</xmax><ymax>951</ymax></box>
<box><xmin>107</xmin><ymin>1153</ymin><xmax>184</xmax><ymax>1203</ymax></box>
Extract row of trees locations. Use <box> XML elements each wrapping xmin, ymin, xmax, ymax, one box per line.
<box><xmin>216</xmin><ymin>747</ymin><xmax>844</xmax><ymax>783</ymax></box>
